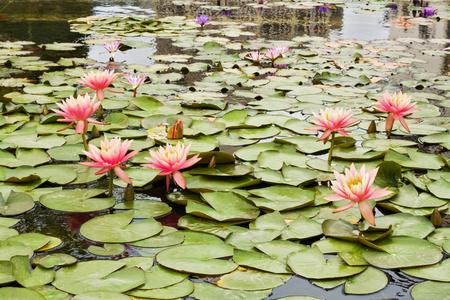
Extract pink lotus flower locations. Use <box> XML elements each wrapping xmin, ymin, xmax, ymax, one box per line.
<box><xmin>103</xmin><ymin>41</ymin><xmax>121</xmax><ymax>60</ymax></box>
<box><xmin>80</xmin><ymin>137</ymin><xmax>141</xmax><ymax>185</ymax></box>
<box><xmin>274</xmin><ymin>45</ymin><xmax>290</xmax><ymax>57</ymax></box>
<box><xmin>264</xmin><ymin>48</ymin><xmax>281</xmax><ymax>65</ymax></box>
<box><xmin>52</xmin><ymin>94</ymin><xmax>107</xmax><ymax>134</ymax></box>
<box><xmin>374</xmin><ymin>91</ymin><xmax>419</xmax><ymax>133</ymax></box>
<box><xmin>324</xmin><ymin>164</ymin><xmax>393</xmax><ymax>225</ymax></box>
<box><xmin>142</xmin><ymin>142</ymin><xmax>201</xmax><ymax>190</ymax></box>
<box><xmin>78</xmin><ymin>70</ymin><xmax>119</xmax><ymax>102</ymax></box>
<box><xmin>124</xmin><ymin>74</ymin><xmax>147</xmax><ymax>97</ymax></box>
<box><xmin>245</xmin><ymin>51</ymin><xmax>265</xmax><ymax>63</ymax></box>
<box><xmin>306</xmin><ymin>107</ymin><xmax>360</xmax><ymax>143</ymax></box>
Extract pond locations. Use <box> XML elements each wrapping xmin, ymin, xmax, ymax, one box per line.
<box><xmin>0</xmin><ymin>0</ymin><xmax>449</xmax><ymax>299</ymax></box>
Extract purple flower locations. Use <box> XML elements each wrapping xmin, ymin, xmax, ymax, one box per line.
<box><xmin>195</xmin><ymin>15</ymin><xmax>211</xmax><ymax>26</ymax></box>
<box><xmin>422</xmin><ymin>6</ymin><xmax>437</xmax><ymax>18</ymax></box>
<box><xmin>220</xmin><ymin>10</ymin><xmax>232</xmax><ymax>17</ymax></box>
<box><xmin>318</xmin><ymin>5</ymin><xmax>330</xmax><ymax>13</ymax></box>
<box><xmin>257</xmin><ymin>0</ymin><xmax>267</xmax><ymax>4</ymax></box>
<box><xmin>387</xmin><ymin>4</ymin><xmax>397</xmax><ymax>11</ymax></box>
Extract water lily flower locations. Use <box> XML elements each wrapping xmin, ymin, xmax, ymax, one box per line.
<box><xmin>194</xmin><ymin>15</ymin><xmax>211</xmax><ymax>31</ymax></box>
<box><xmin>421</xmin><ymin>6</ymin><xmax>437</xmax><ymax>18</ymax></box>
<box><xmin>264</xmin><ymin>48</ymin><xmax>281</xmax><ymax>66</ymax></box>
<box><xmin>142</xmin><ymin>142</ymin><xmax>201</xmax><ymax>191</ymax></box>
<box><xmin>245</xmin><ymin>51</ymin><xmax>265</xmax><ymax>64</ymax></box>
<box><xmin>274</xmin><ymin>45</ymin><xmax>290</xmax><ymax>58</ymax></box>
<box><xmin>167</xmin><ymin>119</ymin><xmax>183</xmax><ymax>139</ymax></box>
<box><xmin>124</xmin><ymin>74</ymin><xmax>147</xmax><ymax>97</ymax></box>
<box><xmin>373</xmin><ymin>90</ymin><xmax>419</xmax><ymax>136</ymax></box>
<box><xmin>52</xmin><ymin>94</ymin><xmax>106</xmax><ymax>134</ymax></box>
<box><xmin>102</xmin><ymin>41</ymin><xmax>121</xmax><ymax>60</ymax></box>
<box><xmin>306</xmin><ymin>107</ymin><xmax>360</xmax><ymax>163</ymax></box>
<box><xmin>220</xmin><ymin>10</ymin><xmax>232</xmax><ymax>17</ymax></box>
<box><xmin>324</xmin><ymin>164</ymin><xmax>393</xmax><ymax>226</ymax></box>
<box><xmin>80</xmin><ymin>137</ymin><xmax>141</xmax><ymax>196</ymax></box>
<box><xmin>78</xmin><ymin>69</ymin><xmax>119</xmax><ymax>102</ymax></box>
<box><xmin>318</xmin><ymin>5</ymin><xmax>330</xmax><ymax>13</ymax></box>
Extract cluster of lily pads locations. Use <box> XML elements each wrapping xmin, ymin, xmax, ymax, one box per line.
<box><xmin>0</xmin><ymin>6</ymin><xmax>449</xmax><ymax>300</ymax></box>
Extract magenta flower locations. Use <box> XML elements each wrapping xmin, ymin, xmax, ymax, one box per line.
<box><xmin>80</xmin><ymin>137</ymin><xmax>141</xmax><ymax>185</ymax></box>
<box><xmin>194</xmin><ymin>15</ymin><xmax>211</xmax><ymax>31</ymax></box>
<box><xmin>124</xmin><ymin>74</ymin><xmax>147</xmax><ymax>97</ymax></box>
<box><xmin>78</xmin><ymin>70</ymin><xmax>119</xmax><ymax>102</ymax></box>
<box><xmin>102</xmin><ymin>41</ymin><xmax>121</xmax><ymax>60</ymax></box>
<box><xmin>324</xmin><ymin>164</ymin><xmax>393</xmax><ymax>226</ymax></box>
<box><xmin>306</xmin><ymin>107</ymin><xmax>360</xmax><ymax>143</ymax></box>
<box><xmin>264</xmin><ymin>48</ymin><xmax>281</xmax><ymax>66</ymax></box>
<box><xmin>245</xmin><ymin>51</ymin><xmax>265</xmax><ymax>64</ymax></box>
<box><xmin>318</xmin><ymin>5</ymin><xmax>330</xmax><ymax>13</ymax></box>
<box><xmin>142</xmin><ymin>142</ymin><xmax>201</xmax><ymax>190</ymax></box>
<box><xmin>374</xmin><ymin>91</ymin><xmax>419</xmax><ymax>134</ymax></box>
<box><xmin>422</xmin><ymin>6</ymin><xmax>437</xmax><ymax>18</ymax></box>
<box><xmin>52</xmin><ymin>94</ymin><xmax>106</xmax><ymax>134</ymax></box>
<box><xmin>274</xmin><ymin>45</ymin><xmax>290</xmax><ymax>58</ymax></box>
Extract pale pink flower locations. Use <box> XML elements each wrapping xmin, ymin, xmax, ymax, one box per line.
<box><xmin>264</xmin><ymin>48</ymin><xmax>281</xmax><ymax>65</ymax></box>
<box><xmin>306</xmin><ymin>107</ymin><xmax>360</xmax><ymax>143</ymax></box>
<box><xmin>245</xmin><ymin>51</ymin><xmax>265</xmax><ymax>63</ymax></box>
<box><xmin>274</xmin><ymin>45</ymin><xmax>290</xmax><ymax>57</ymax></box>
<box><xmin>374</xmin><ymin>91</ymin><xmax>419</xmax><ymax>132</ymax></box>
<box><xmin>78</xmin><ymin>70</ymin><xmax>119</xmax><ymax>102</ymax></box>
<box><xmin>80</xmin><ymin>137</ymin><xmax>141</xmax><ymax>184</ymax></box>
<box><xmin>324</xmin><ymin>164</ymin><xmax>393</xmax><ymax>225</ymax></box>
<box><xmin>124</xmin><ymin>74</ymin><xmax>147</xmax><ymax>97</ymax></box>
<box><xmin>52</xmin><ymin>94</ymin><xmax>106</xmax><ymax>134</ymax></box>
<box><xmin>142</xmin><ymin>142</ymin><xmax>201</xmax><ymax>190</ymax></box>
<box><xmin>103</xmin><ymin>41</ymin><xmax>121</xmax><ymax>60</ymax></box>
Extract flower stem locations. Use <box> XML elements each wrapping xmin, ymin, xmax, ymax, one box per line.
<box><xmin>81</xmin><ymin>132</ymin><xmax>91</xmax><ymax>162</ymax></box>
<box><xmin>387</xmin><ymin>128</ymin><xmax>392</xmax><ymax>139</ymax></box>
<box><xmin>328</xmin><ymin>132</ymin><xmax>336</xmax><ymax>163</ymax></box>
<box><xmin>97</xmin><ymin>105</ymin><xmax>103</xmax><ymax>120</ymax></box>
<box><xmin>133</xmin><ymin>88</ymin><xmax>137</xmax><ymax>98</ymax></box>
<box><xmin>108</xmin><ymin>169</ymin><xmax>114</xmax><ymax>197</ymax></box>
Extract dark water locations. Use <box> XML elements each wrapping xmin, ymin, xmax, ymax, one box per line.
<box><xmin>1</xmin><ymin>1</ymin><xmax>449</xmax><ymax>299</ymax></box>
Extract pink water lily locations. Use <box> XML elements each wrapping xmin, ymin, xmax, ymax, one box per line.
<box><xmin>274</xmin><ymin>45</ymin><xmax>290</xmax><ymax>58</ymax></box>
<box><xmin>324</xmin><ymin>164</ymin><xmax>393</xmax><ymax>226</ymax></box>
<box><xmin>102</xmin><ymin>41</ymin><xmax>121</xmax><ymax>60</ymax></box>
<box><xmin>264</xmin><ymin>48</ymin><xmax>281</xmax><ymax>66</ymax></box>
<box><xmin>80</xmin><ymin>137</ymin><xmax>141</xmax><ymax>185</ymax></box>
<box><xmin>245</xmin><ymin>51</ymin><xmax>265</xmax><ymax>63</ymax></box>
<box><xmin>124</xmin><ymin>74</ymin><xmax>147</xmax><ymax>97</ymax></box>
<box><xmin>142</xmin><ymin>142</ymin><xmax>201</xmax><ymax>190</ymax></box>
<box><xmin>78</xmin><ymin>70</ymin><xmax>119</xmax><ymax>102</ymax></box>
<box><xmin>306</xmin><ymin>107</ymin><xmax>360</xmax><ymax>143</ymax></box>
<box><xmin>52</xmin><ymin>94</ymin><xmax>106</xmax><ymax>134</ymax></box>
<box><xmin>374</xmin><ymin>90</ymin><xmax>419</xmax><ymax>133</ymax></box>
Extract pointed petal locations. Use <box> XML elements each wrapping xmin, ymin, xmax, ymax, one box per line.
<box><xmin>332</xmin><ymin>201</ymin><xmax>355</xmax><ymax>212</ymax></box>
<box><xmin>114</xmin><ymin>166</ymin><xmax>132</xmax><ymax>184</ymax></box>
<box><xmin>385</xmin><ymin>113</ymin><xmax>394</xmax><ymax>131</ymax></box>
<box><xmin>358</xmin><ymin>200</ymin><xmax>375</xmax><ymax>226</ymax></box>
<box><xmin>172</xmin><ymin>171</ymin><xmax>186</xmax><ymax>189</ymax></box>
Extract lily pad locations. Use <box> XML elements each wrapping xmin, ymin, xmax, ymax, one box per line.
<box><xmin>217</xmin><ymin>267</ymin><xmax>291</xmax><ymax>290</ymax></box>
<box><xmin>0</xmin><ymin>287</ymin><xmax>45</xmax><ymax>300</ymax></box>
<box><xmin>40</xmin><ymin>189</ymin><xmax>114</xmax><ymax>212</ymax></box>
<box><xmin>11</xmin><ymin>255</ymin><xmax>55</xmax><ymax>288</ymax></box>
<box><xmin>128</xmin><ymin>278</ymin><xmax>194</xmax><ymax>299</ymax></box>
<box><xmin>0</xmin><ymin>191</ymin><xmax>34</xmax><ymax>216</ymax></box>
<box><xmin>411</xmin><ymin>281</ymin><xmax>450</xmax><ymax>300</ymax></box>
<box><xmin>114</xmin><ymin>200</ymin><xmax>171</xmax><ymax>218</ymax></box>
<box><xmin>402</xmin><ymin>259</ymin><xmax>450</xmax><ymax>282</ymax></box>
<box><xmin>191</xmin><ymin>282</ymin><xmax>272</xmax><ymax>300</ymax></box>
<box><xmin>31</xmin><ymin>253</ymin><xmax>77</xmax><ymax>269</ymax></box>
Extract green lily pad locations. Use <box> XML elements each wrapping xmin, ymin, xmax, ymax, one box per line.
<box><xmin>31</xmin><ymin>253</ymin><xmax>77</xmax><ymax>269</ymax></box>
<box><xmin>128</xmin><ymin>226</ymin><xmax>184</xmax><ymax>248</ymax></box>
<box><xmin>385</xmin><ymin>149</ymin><xmax>444</xmax><ymax>170</ymax></box>
<box><xmin>40</xmin><ymin>189</ymin><xmax>114</xmax><ymax>212</ymax></box>
<box><xmin>80</xmin><ymin>211</ymin><xmax>163</xmax><ymax>243</ymax></box>
<box><xmin>0</xmin><ymin>241</ymin><xmax>33</xmax><ymax>261</ymax></box>
<box><xmin>217</xmin><ymin>267</ymin><xmax>291</xmax><ymax>290</ymax></box>
<box><xmin>362</xmin><ymin>236</ymin><xmax>443</xmax><ymax>268</ymax></box>
<box><xmin>0</xmin><ymin>226</ymin><xmax>18</xmax><ymax>241</ymax></box>
<box><xmin>0</xmin><ymin>262</ymin><xmax>15</xmax><ymax>285</ymax></box>
<box><xmin>235</xmin><ymin>142</ymin><xmax>296</xmax><ymax>161</ymax></box>
<box><xmin>276</xmin><ymin>136</ymin><xmax>330</xmax><ymax>154</ymax></box>
<box><xmin>114</xmin><ymin>200</ymin><xmax>171</xmax><ymax>218</ymax></box>
<box><xmin>186</xmin><ymin>175</ymin><xmax>261</xmax><ymax>193</ymax></box>
<box><xmin>72</xmin><ymin>291</ymin><xmax>132</xmax><ymax>300</ymax></box>
<box><xmin>138</xmin><ymin>264</ymin><xmax>188</xmax><ymax>290</ymax></box>
<box><xmin>7</xmin><ymin>233</ymin><xmax>50</xmax><ymax>251</ymax></box>
<box><xmin>191</xmin><ymin>282</ymin><xmax>271</xmax><ymax>300</ymax></box>
<box><xmin>402</xmin><ymin>259</ymin><xmax>450</xmax><ymax>282</ymax></box>
<box><xmin>281</xmin><ymin>215</ymin><xmax>323</xmax><ymax>240</ymax></box>
<box><xmin>177</xmin><ymin>215</ymin><xmax>243</xmax><ymax>239</ymax></box>
<box><xmin>88</xmin><ymin>244</ymin><xmax>125</xmax><ymax>256</ymax></box>
<box><xmin>189</xmin><ymin>164</ymin><xmax>254</xmax><ymax>177</ymax></box>
<box><xmin>247</xmin><ymin>185</ymin><xmax>315</xmax><ymax>211</ymax></box>
<box><xmin>52</xmin><ymin>260</ymin><xmax>145</xmax><ymax>294</ymax></box>
<box><xmin>61</xmin><ymin>164</ymin><xmax>106</xmax><ymax>185</ymax></box>
<box><xmin>427</xmin><ymin>177</ymin><xmax>450</xmax><ymax>200</ymax></box>
<box><xmin>0</xmin><ymin>217</ymin><xmax>20</xmax><ymax>227</ymax></box>
<box><xmin>186</xmin><ymin>191</ymin><xmax>259</xmax><ymax>222</ymax></box>
<box><xmin>233</xmin><ymin>248</ymin><xmax>292</xmax><ymax>274</ymax></box>
<box><xmin>11</xmin><ymin>255</ymin><xmax>55</xmax><ymax>288</ymax></box>
<box><xmin>0</xmin><ymin>287</ymin><xmax>45</xmax><ymax>300</ymax></box>
<box><xmin>128</xmin><ymin>278</ymin><xmax>194</xmax><ymax>299</ymax></box>
<box><xmin>411</xmin><ymin>281</ymin><xmax>450</xmax><ymax>300</ymax></box>
<box><xmin>258</xmin><ymin>150</ymin><xmax>309</xmax><ymax>170</ymax></box>
<box><xmin>0</xmin><ymin>191</ymin><xmax>34</xmax><ymax>216</ymax></box>
<box><xmin>287</xmin><ymin>246</ymin><xmax>366</xmax><ymax>279</ymax></box>
<box><xmin>225</xmin><ymin>229</ymin><xmax>282</xmax><ymax>251</ymax></box>
<box><xmin>427</xmin><ymin>228</ymin><xmax>450</xmax><ymax>247</ymax></box>
<box><xmin>254</xmin><ymin>166</ymin><xmax>318</xmax><ymax>186</ymax></box>
<box><xmin>156</xmin><ymin>243</ymin><xmax>238</xmax><ymax>275</ymax></box>
<box><xmin>30</xmin><ymin>285</ymin><xmax>72</xmax><ymax>300</ymax></box>
<box><xmin>389</xmin><ymin>184</ymin><xmax>447</xmax><ymax>209</ymax></box>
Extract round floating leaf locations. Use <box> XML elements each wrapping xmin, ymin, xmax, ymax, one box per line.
<box><xmin>29</xmin><ymin>285</ymin><xmax>71</xmax><ymax>300</ymax></box>
<box><xmin>191</xmin><ymin>282</ymin><xmax>272</xmax><ymax>300</ymax></box>
<box><xmin>61</xmin><ymin>164</ymin><xmax>106</xmax><ymax>184</ymax></box>
<box><xmin>0</xmin><ymin>226</ymin><xmax>18</xmax><ymax>240</ymax></box>
<box><xmin>113</xmin><ymin>168</ymin><xmax>161</xmax><ymax>188</ymax></box>
<box><xmin>427</xmin><ymin>228</ymin><xmax>450</xmax><ymax>247</ymax></box>
<box><xmin>186</xmin><ymin>191</ymin><xmax>260</xmax><ymax>222</ymax></box>
<box><xmin>427</xmin><ymin>177</ymin><xmax>450</xmax><ymax>200</ymax></box>
<box><xmin>389</xmin><ymin>184</ymin><xmax>447</xmax><ymax>209</ymax></box>
<box><xmin>0</xmin><ymin>217</ymin><xmax>20</xmax><ymax>227</ymax></box>
<box><xmin>235</xmin><ymin>142</ymin><xmax>296</xmax><ymax>161</ymax></box>
<box><xmin>11</xmin><ymin>255</ymin><xmax>55</xmax><ymax>288</ymax></box>
<box><xmin>157</xmin><ymin>243</ymin><xmax>238</xmax><ymax>275</ymax></box>
<box><xmin>189</xmin><ymin>164</ymin><xmax>254</xmax><ymax>177</ymax></box>
<box><xmin>80</xmin><ymin>211</ymin><xmax>163</xmax><ymax>243</ymax></box>
<box><xmin>53</xmin><ymin>261</ymin><xmax>145</xmax><ymax>294</ymax></box>
<box><xmin>36</xmin><ymin>236</ymin><xmax>62</xmax><ymax>251</ymax></box>
<box><xmin>359</xmin><ymin>213</ymin><xmax>435</xmax><ymax>239</ymax></box>
<box><xmin>72</xmin><ymin>291</ymin><xmax>132</xmax><ymax>300</ymax></box>
<box><xmin>31</xmin><ymin>253</ymin><xmax>77</xmax><ymax>269</ymax></box>
<box><xmin>411</xmin><ymin>281</ymin><xmax>450</xmax><ymax>300</ymax></box>
<box><xmin>402</xmin><ymin>259</ymin><xmax>450</xmax><ymax>282</ymax></box>
<box><xmin>0</xmin><ymin>261</ymin><xmax>14</xmax><ymax>285</ymax></box>
<box><xmin>40</xmin><ymin>189</ymin><xmax>114</xmax><ymax>212</ymax></box>
<box><xmin>287</xmin><ymin>246</ymin><xmax>366</xmax><ymax>279</ymax></box>
<box><xmin>247</xmin><ymin>186</ymin><xmax>315</xmax><ymax>211</ymax></box>
<box><xmin>114</xmin><ymin>200</ymin><xmax>171</xmax><ymax>218</ymax></box>
<box><xmin>139</xmin><ymin>264</ymin><xmax>188</xmax><ymax>289</ymax></box>
<box><xmin>362</xmin><ymin>236</ymin><xmax>443</xmax><ymax>269</ymax></box>
<box><xmin>0</xmin><ymin>287</ymin><xmax>45</xmax><ymax>300</ymax></box>
<box><xmin>7</xmin><ymin>233</ymin><xmax>50</xmax><ymax>251</ymax></box>
<box><xmin>35</xmin><ymin>165</ymin><xmax>77</xmax><ymax>185</ymax></box>
<box><xmin>225</xmin><ymin>229</ymin><xmax>282</xmax><ymax>251</ymax></box>
<box><xmin>250</xmin><ymin>211</ymin><xmax>287</xmax><ymax>231</ymax></box>
<box><xmin>0</xmin><ymin>191</ymin><xmax>34</xmax><ymax>216</ymax></box>
<box><xmin>281</xmin><ymin>215</ymin><xmax>323</xmax><ymax>240</ymax></box>
<box><xmin>128</xmin><ymin>226</ymin><xmax>183</xmax><ymax>248</ymax></box>
<box><xmin>88</xmin><ymin>244</ymin><xmax>125</xmax><ymax>256</ymax></box>
<box><xmin>217</xmin><ymin>267</ymin><xmax>291</xmax><ymax>290</ymax></box>
<box><xmin>186</xmin><ymin>175</ymin><xmax>261</xmax><ymax>193</ymax></box>
<box><xmin>233</xmin><ymin>249</ymin><xmax>292</xmax><ymax>274</ymax></box>
<box><xmin>128</xmin><ymin>278</ymin><xmax>194</xmax><ymax>299</ymax></box>
<box><xmin>375</xmin><ymin>161</ymin><xmax>402</xmax><ymax>188</ymax></box>
<box><xmin>0</xmin><ymin>241</ymin><xmax>33</xmax><ymax>261</ymax></box>
<box><xmin>178</xmin><ymin>215</ymin><xmax>243</xmax><ymax>239</ymax></box>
